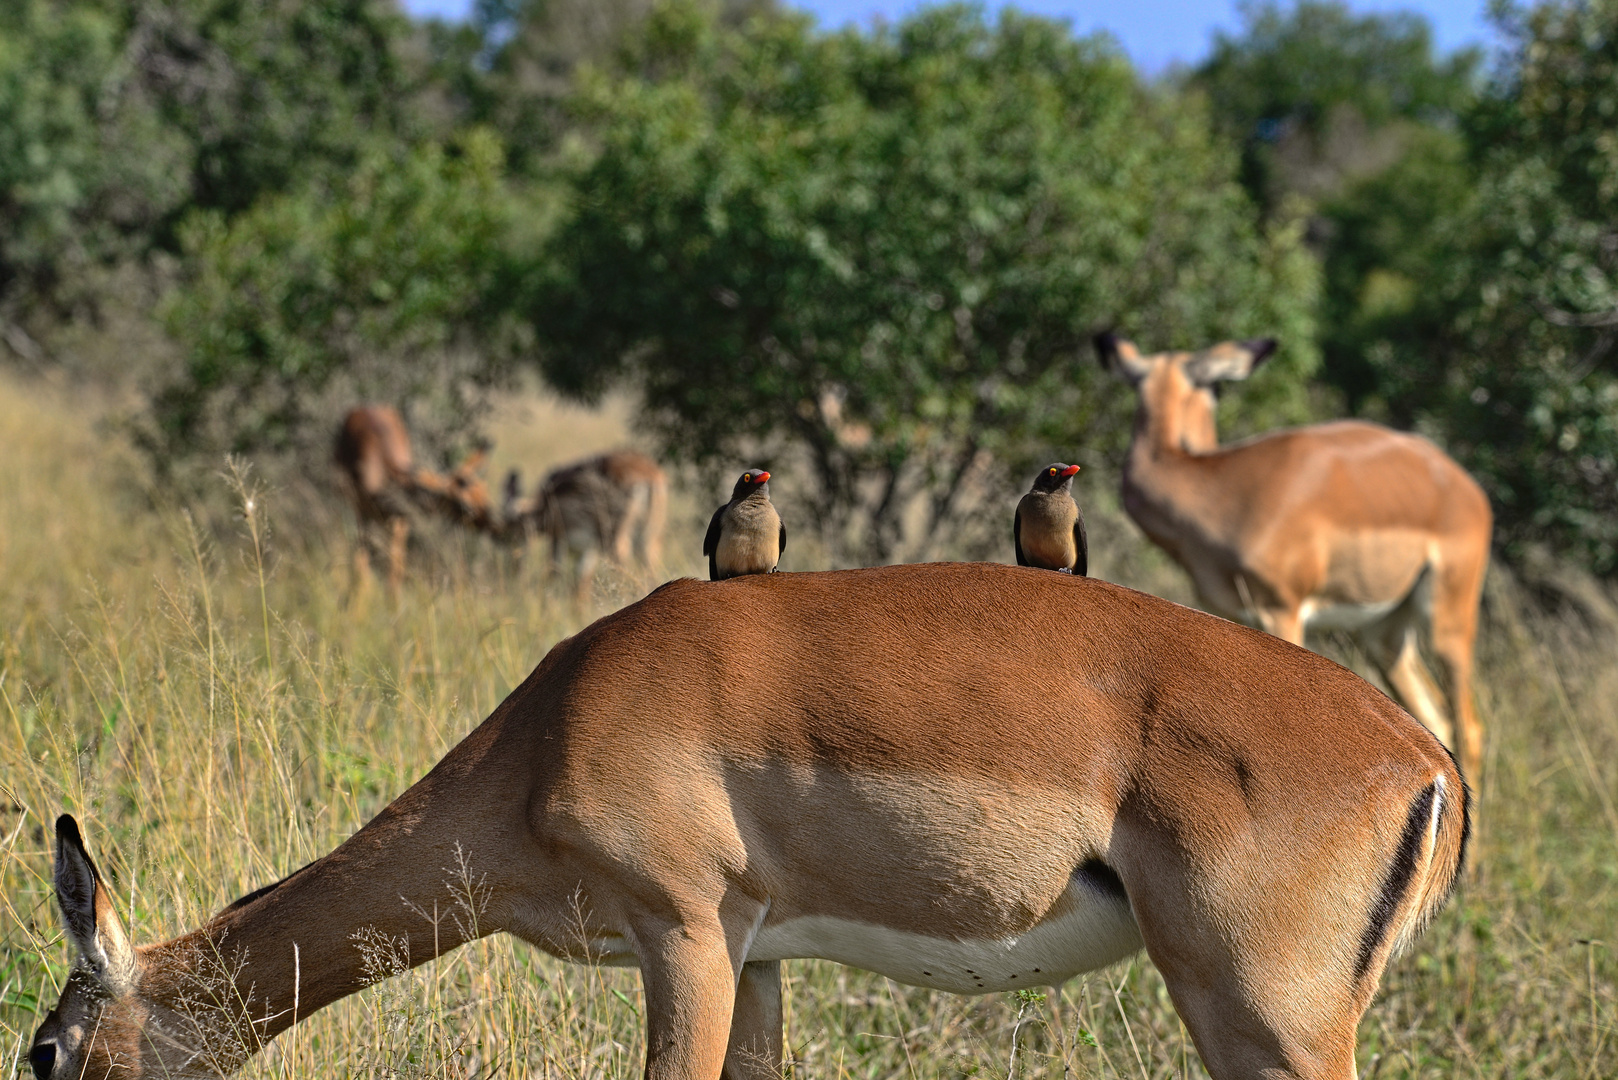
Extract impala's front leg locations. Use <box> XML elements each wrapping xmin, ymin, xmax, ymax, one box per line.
<box><xmin>635</xmin><ymin>891</ymin><xmax>775</xmax><ymax>1080</ymax></box>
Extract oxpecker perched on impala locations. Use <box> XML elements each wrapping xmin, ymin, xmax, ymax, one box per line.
<box><xmin>1015</xmin><ymin>462</ymin><xmax>1088</xmax><ymax>575</ymax></box>
<box><xmin>704</xmin><ymin>469</ymin><xmax>785</xmax><ymax>580</ymax></box>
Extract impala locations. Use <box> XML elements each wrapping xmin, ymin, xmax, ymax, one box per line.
<box><xmin>334</xmin><ymin>405</ymin><xmax>497</xmax><ymax>593</ymax></box>
<box><xmin>1096</xmin><ymin>334</ymin><xmax>1493</xmax><ymax>780</ymax></box>
<box><xmin>503</xmin><ymin>450</ymin><xmax>669</xmax><ymax>601</ymax></box>
<box><xmin>30</xmin><ymin>564</ymin><xmax>1467</xmax><ymax>1080</ymax></box>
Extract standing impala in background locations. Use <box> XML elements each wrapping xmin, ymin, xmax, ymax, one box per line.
<box><xmin>503</xmin><ymin>450</ymin><xmax>669</xmax><ymax>604</ymax></box>
<box><xmin>1096</xmin><ymin>334</ymin><xmax>1492</xmax><ymax>780</ymax></box>
<box><xmin>334</xmin><ymin>405</ymin><xmax>497</xmax><ymax>595</ymax></box>
<box><xmin>29</xmin><ymin>564</ymin><xmax>1466</xmax><ymax>1080</ymax></box>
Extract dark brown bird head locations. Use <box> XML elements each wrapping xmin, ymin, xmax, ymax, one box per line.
<box><xmin>1029</xmin><ymin>463</ymin><xmax>1080</xmax><ymax>494</ymax></box>
<box><xmin>730</xmin><ymin>469</ymin><xmax>772</xmax><ymax>500</ymax></box>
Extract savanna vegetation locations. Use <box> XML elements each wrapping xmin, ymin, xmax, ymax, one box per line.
<box><xmin>2</xmin><ymin>0</ymin><xmax>1617</xmax><ymax>1076</ymax></box>
<box><xmin>1</xmin><ymin>372</ymin><xmax>1615</xmax><ymax>1078</ymax></box>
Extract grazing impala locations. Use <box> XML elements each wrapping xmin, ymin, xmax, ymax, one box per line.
<box><xmin>504</xmin><ymin>450</ymin><xmax>668</xmax><ymax>601</ymax></box>
<box><xmin>30</xmin><ymin>564</ymin><xmax>1466</xmax><ymax>1080</ymax></box>
<box><xmin>334</xmin><ymin>405</ymin><xmax>497</xmax><ymax>593</ymax></box>
<box><xmin>1095</xmin><ymin>334</ymin><xmax>1492</xmax><ymax>780</ymax></box>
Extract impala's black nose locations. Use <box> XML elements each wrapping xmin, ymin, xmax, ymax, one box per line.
<box><xmin>29</xmin><ymin>1039</ymin><xmax>56</xmax><ymax>1079</ymax></box>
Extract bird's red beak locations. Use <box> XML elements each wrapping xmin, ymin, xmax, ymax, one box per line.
<box><xmin>1061</xmin><ymin>464</ymin><xmax>1081</xmax><ymax>477</ymax></box>
<box><xmin>755</xmin><ymin>471</ymin><xmax>771</xmax><ymax>483</ymax></box>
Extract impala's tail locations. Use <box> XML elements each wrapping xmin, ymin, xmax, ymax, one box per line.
<box><xmin>1354</xmin><ymin>763</ymin><xmax>1470</xmax><ymax>989</ymax></box>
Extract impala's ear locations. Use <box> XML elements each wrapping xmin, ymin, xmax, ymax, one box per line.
<box><xmin>1183</xmin><ymin>338</ymin><xmax>1278</xmax><ymax>387</ymax></box>
<box><xmin>457</xmin><ymin>448</ymin><xmax>489</xmax><ymax>476</ymax></box>
<box><xmin>1242</xmin><ymin>338</ymin><xmax>1279</xmax><ymax>366</ymax></box>
<box><xmin>1094</xmin><ymin>333</ymin><xmax>1151</xmax><ymax>384</ymax></box>
<box><xmin>54</xmin><ymin>815</ymin><xmax>137</xmax><ymax>996</ymax></box>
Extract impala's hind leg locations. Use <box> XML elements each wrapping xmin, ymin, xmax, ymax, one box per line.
<box><xmin>1428</xmin><ymin>546</ymin><xmax>1487</xmax><ymax>781</ymax></box>
<box><xmin>725</xmin><ymin>960</ymin><xmax>783</xmax><ymax>1079</ymax></box>
<box><xmin>613</xmin><ymin>485</ymin><xmax>650</xmax><ymax>566</ymax></box>
<box><xmin>350</xmin><ymin>538</ymin><xmax>376</xmax><ymax>606</ymax></box>
<box><xmin>1252</xmin><ymin>604</ymin><xmax>1306</xmax><ymax>647</ymax></box>
<box><xmin>1119</xmin><ymin>838</ymin><xmax>1364</xmax><ymax>1078</ymax></box>
<box><xmin>1145</xmin><ymin>945</ymin><xmax>1361</xmax><ymax>1078</ymax></box>
<box><xmin>1370</xmin><ymin>613</ymin><xmax>1453</xmax><ymax>751</ymax></box>
<box><xmin>386</xmin><ymin>517</ymin><xmax>410</xmax><ymax>598</ymax></box>
<box><xmin>642</xmin><ymin>479</ymin><xmax>668</xmax><ymax>571</ymax></box>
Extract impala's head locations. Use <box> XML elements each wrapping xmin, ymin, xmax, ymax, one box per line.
<box><xmin>1029</xmin><ymin>463</ymin><xmax>1081</xmax><ymax>494</ymax></box>
<box><xmin>730</xmin><ymin>469</ymin><xmax>771</xmax><ymax>500</ymax></box>
<box><xmin>1094</xmin><ymin>334</ymin><xmax>1277</xmax><ymax>452</ymax></box>
<box><xmin>31</xmin><ymin>816</ymin><xmax>151</xmax><ymax>1079</ymax></box>
<box><xmin>414</xmin><ymin>447</ymin><xmax>497</xmax><ymax>531</ymax></box>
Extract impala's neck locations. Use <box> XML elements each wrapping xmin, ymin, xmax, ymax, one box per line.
<box><xmin>1121</xmin><ymin>373</ymin><xmax>1224</xmax><ymax>544</ymax></box>
<box><xmin>134</xmin><ymin>745</ymin><xmax>518</xmax><ymax>1071</ymax></box>
<box><xmin>1178</xmin><ymin>386</ymin><xmax>1220</xmax><ymax>455</ymax></box>
<box><xmin>1125</xmin><ymin>374</ymin><xmax>1194</xmax><ymax>474</ymax></box>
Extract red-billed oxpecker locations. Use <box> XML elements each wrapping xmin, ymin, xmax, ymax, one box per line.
<box><xmin>1015</xmin><ymin>463</ymin><xmax>1088</xmax><ymax>575</ymax></box>
<box><xmin>704</xmin><ymin>469</ymin><xmax>785</xmax><ymax>580</ymax></box>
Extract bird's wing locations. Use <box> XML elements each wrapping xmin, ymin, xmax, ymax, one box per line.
<box><xmin>702</xmin><ymin>504</ymin><xmax>726</xmax><ymax>557</ymax></box>
<box><xmin>709</xmin><ymin>551</ymin><xmax>721</xmax><ymax>581</ymax></box>
<box><xmin>1073</xmin><ymin>505</ymin><xmax>1088</xmax><ymax>577</ymax></box>
<box><xmin>778</xmin><ymin>518</ymin><xmax>787</xmax><ymax>558</ymax></box>
<box><xmin>1013</xmin><ymin>506</ymin><xmax>1028</xmax><ymax>567</ymax></box>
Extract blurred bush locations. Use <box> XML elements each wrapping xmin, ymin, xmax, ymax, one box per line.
<box><xmin>150</xmin><ymin>130</ymin><xmax>538</xmax><ymax>474</ymax></box>
<box><xmin>1193</xmin><ymin>1</ymin><xmax>1480</xmax><ymax>212</ymax></box>
<box><xmin>3</xmin><ymin>0</ymin><xmax>1616</xmax><ymax>577</ymax></box>
<box><xmin>537</xmin><ymin>2</ymin><xmax>1318</xmax><ymax>561</ymax></box>
<box><xmin>0</xmin><ymin>0</ymin><xmax>187</xmax><ymax>314</ymax></box>
<box><xmin>0</xmin><ymin>0</ymin><xmax>428</xmax><ymax>322</ymax></box>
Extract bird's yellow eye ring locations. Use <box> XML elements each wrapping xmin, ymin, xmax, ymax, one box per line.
<box><xmin>1049</xmin><ymin>468</ymin><xmax>1057</xmax><ymax>475</ymax></box>
<box><xmin>743</xmin><ymin>474</ymin><xmax>752</xmax><ymax>483</ymax></box>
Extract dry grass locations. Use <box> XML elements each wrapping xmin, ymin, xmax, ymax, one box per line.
<box><xmin>1</xmin><ymin>368</ymin><xmax>1614</xmax><ymax>1079</ymax></box>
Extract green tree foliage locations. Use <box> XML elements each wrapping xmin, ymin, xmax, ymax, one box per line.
<box><xmin>0</xmin><ymin>0</ymin><xmax>188</xmax><ymax>308</ymax></box>
<box><xmin>1315</xmin><ymin>123</ymin><xmax>1474</xmax><ymax>410</ymax></box>
<box><xmin>0</xmin><ymin>0</ymin><xmax>427</xmax><ymax>320</ymax></box>
<box><xmin>1193</xmin><ymin>0</ymin><xmax>1479</xmax><ymax>209</ymax></box>
<box><xmin>153</xmin><ymin>131</ymin><xmax>529</xmax><ymax>469</ymax></box>
<box><xmin>538</xmin><ymin>3</ymin><xmax>1319</xmax><ymax>560</ymax></box>
<box><xmin>143</xmin><ymin>0</ymin><xmax>424</xmax><ymax>221</ymax></box>
<box><xmin>1193</xmin><ymin>2</ymin><xmax>1484</xmax><ymax>418</ymax></box>
<box><xmin>1339</xmin><ymin>0</ymin><xmax>1618</xmax><ymax>573</ymax></box>
<box><xmin>446</xmin><ymin>0</ymin><xmax>774</xmax><ymax>175</ymax></box>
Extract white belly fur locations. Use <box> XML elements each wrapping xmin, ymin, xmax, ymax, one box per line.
<box><xmin>1299</xmin><ymin>597</ymin><xmax>1403</xmax><ymax>631</ymax></box>
<box><xmin>749</xmin><ymin>882</ymin><xmax>1141</xmax><ymax>994</ymax></box>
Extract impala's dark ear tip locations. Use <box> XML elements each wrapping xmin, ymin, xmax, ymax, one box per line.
<box><xmin>55</xmin><ymin>814</ymin><xmax>100</xmax><ymax>884</ymax></box>
<box><xmin>1093</xmin><ymin>332</ymin><xmax>1119</xmax><ymax>362</ymax></box>
<box><xmin>56</xmin><ymin>814</ymin><xmax>83</xmax><ymax>850</ymax></box>
<box><xmin>1244</xmin><ymin>338</ymin><xmax>1279</xmax><ymax>365</ymax></box>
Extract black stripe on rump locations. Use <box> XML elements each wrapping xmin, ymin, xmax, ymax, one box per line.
<box><xmin>1443</xmin><ymin>747</ymin><xmax>1473</xmax><ymax>902</ymax></box>
<box><xmin>1354</xmin><ymin>781</ymin><xmax>1437</xmax><ymax>982</ymax></box>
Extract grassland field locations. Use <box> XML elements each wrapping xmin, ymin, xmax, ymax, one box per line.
<box><xmin>1</xmin><ymin>367</ymin><xmax>1615</xmax><ymax>1079</ymax></box>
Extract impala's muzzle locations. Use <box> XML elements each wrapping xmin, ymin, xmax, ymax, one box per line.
<box><xmin>28</xmin><ymin>1039</ymin><xmax>55</xmax><ymax>1080</ymax></box>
